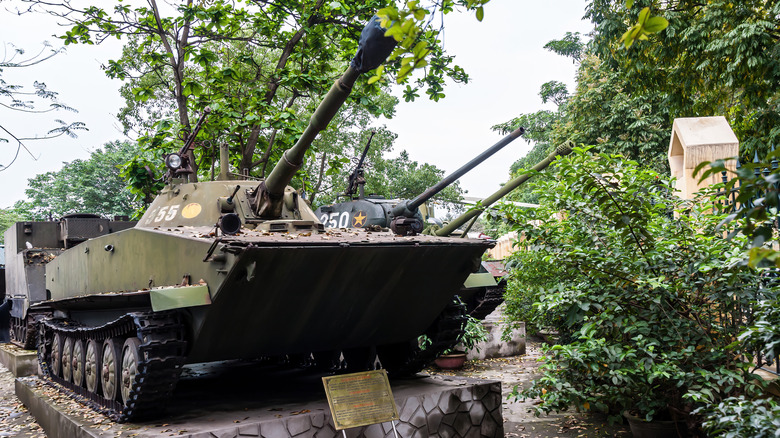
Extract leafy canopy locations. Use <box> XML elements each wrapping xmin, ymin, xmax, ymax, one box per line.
<box><xmin>0</xmin><ymin>42</ymin><xmax>86</xmax><ymax>172</ymax></box>
<box><xmin>13</xmin><ymin>141</ymin><xmax>147</xmax><ymax>220</ymax></box>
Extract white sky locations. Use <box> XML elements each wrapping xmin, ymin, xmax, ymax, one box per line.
<box><xmin>0</xmin><ymin>0</ymin><xmax>593</xmax><ymax>209</ymax></box>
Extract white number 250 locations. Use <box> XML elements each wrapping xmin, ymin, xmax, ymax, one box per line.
<box><xmin>320</xmin><ymin>211</ymin><xmax>349</xmax><ymax>228</ymax></box>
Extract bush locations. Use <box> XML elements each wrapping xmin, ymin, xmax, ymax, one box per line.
<box><xmin>698</xmin><ymin>396</ymin><xmax>780</xmax><ymax>438</ymax></box>
<box><xmin>503</xmin><ymin>148</ymin><xmax>766</xmax><ymax>427</ymax></box>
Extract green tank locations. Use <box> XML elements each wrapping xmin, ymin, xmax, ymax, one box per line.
<box><xmin>3</xmin><ymin>16</ymin><xmax>494</xmax><ymax>422</ymax></box>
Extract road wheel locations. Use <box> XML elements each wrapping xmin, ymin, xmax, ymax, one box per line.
<box><xmin>120</xmin><ymin>337</ymin><xmax>142</xmax><ymax>405</ymax></box>
<box><xmin>85</xmin><ymin>339</ymin><xmax>101</xmax><ymax>394</ymax></box>
<box><xmin>61</xmin><ymin>337</ymin><xmax>73</xmax><ymax>382</ymax></box>
<box><xmin>72</xmin><ymin>339</ymin><xmax>86</xmax><ymax>387</ymax></box>
<box><xmin>101</xmin><ymin>338</ymin><xmax>123</xmax><ymax>401</ymax></box>
<box><xmin>50</xmin><ymin>333</ymin><xmax>63</xmax><ymax>377</ymax></box>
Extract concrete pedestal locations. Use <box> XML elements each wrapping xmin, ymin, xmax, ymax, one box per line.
<box><xmin>16</xmin><ymin>360</ymin><xmax>503</xmax><ymax>438</ymax></box>
<box><xmin>0</xmin><ymin>343</ymin><xmax>38</xmax><ymax>377</ymax></box>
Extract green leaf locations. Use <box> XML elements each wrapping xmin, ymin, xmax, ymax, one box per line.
<box><xmin>637</xmin><ymin>7</ymin><xmax>650</xmax><ymax>26</ymax></box>
<box><xmin>476</xmin><ymin>6</ymin><xmax>484</xmax><ymax>22</ymax></box>
<box><xmin>643</xmin><ymin>16</ymin><xmax>669</xmax><ymax>33</ymax></box>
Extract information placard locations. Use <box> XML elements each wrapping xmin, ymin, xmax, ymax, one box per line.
<box><xmin>322</xmin><ymin>369</ymin><xmax>399</xmax><ymax>430</ymax></box>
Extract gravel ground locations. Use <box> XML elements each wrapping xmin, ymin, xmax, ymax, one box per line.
<box><xmin>1</xmin><ymin>339</ymin><xmax>630</xmax><ymax>437</ymax></box>
<box><xmin>0</xmin><ymin>362</ymin><xmax>44</xmax><ymax>438</ymax></box>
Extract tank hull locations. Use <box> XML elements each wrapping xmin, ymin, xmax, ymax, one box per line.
<box><xmin>42</xmin><ymin>226</ymin><xmax>490</xmax><ymax>364</ymax></box>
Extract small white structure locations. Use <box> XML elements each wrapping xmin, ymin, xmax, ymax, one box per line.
<box><xmin>668</xmin><ymin>116</ymin><xmax>739</xmax><ymax>199</ymax></box>
<box><xmin>487</xmin><ymin>231</ymin><xmax>518</xmax><ymax>260</ymax></box>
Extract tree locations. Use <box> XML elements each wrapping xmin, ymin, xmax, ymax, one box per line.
<box><xmin>496</xmin><ymin>0</ymin><xmax>778</xmax><ymax>185</ymax></box>
<box><xmin>14</xmin><ymin>141</ymin><xmax>144</xmax><ymax>220</ymax></box>
<box><xmin>368</xmin><ymin>150</ymin><xmax>464</xmax><ymax>204</ymax></box>
<box><xmin>585</xmin><ymin>0</ymin><xmax>780</xmax><ymax>157</ymax></box>
<box><xmin>0</xmin><ymin>207</ymin><xmax>30</xmax><ymax>244</ymax></box>
<box><xmin>19</xmin><ymin>0</ymin><xmax>480</xmax><ymax>188</ymax></box>
<box><xmin>0</xmin><ymin>41</ymin><xmax>85</xmax><ymax>171</ymax></box>
<box><xmin>504</xmin><ymin>149</ymin><xmax>765</xmax><ymax>427</ymax></box>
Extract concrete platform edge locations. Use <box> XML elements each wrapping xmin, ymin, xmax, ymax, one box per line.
<box><xmin>0</xmin><ymin>344</ymin><xmax>38</xmax><ymax>377</ymax></box>
<box><xmin>15</xmin><ymin>378</ymin><xmax>91</xmax><ymax>437</ymax></box>
<box><xmin>16</xmin><ymin>374</ymin><xmax>504</xmax><ymax>438</ymax></box>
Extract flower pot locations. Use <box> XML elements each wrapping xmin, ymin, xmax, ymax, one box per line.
<box><xmin>623</xmin><ymin>411</ymin><xmax>689</xmax><ymax>438</ymax></box>
<box><xmin>434</xmin><ymin>352</ymin><xmax>467</xmax><ymax>370</ymax></box>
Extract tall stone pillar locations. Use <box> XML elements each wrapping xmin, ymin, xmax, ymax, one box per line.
<box><xmin>668</xmin><ymin>116</ymin><xmax>739</xmax><ymax>199</ymax></box>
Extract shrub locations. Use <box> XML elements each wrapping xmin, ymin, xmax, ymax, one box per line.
<box><xmin>503</xmin><ymin>148</ymin><xmax>766</xmax><ymax>427</ymax></box>
<box><xmin>698</xmin><ymin>396</ymin><xmax>780</xmax><ymax>438</ymax></box>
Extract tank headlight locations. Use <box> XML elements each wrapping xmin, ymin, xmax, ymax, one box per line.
<box><xmin>165</xmin><ymin>153</ymin><xmax>183</xmax><ymax>170</ymax></box>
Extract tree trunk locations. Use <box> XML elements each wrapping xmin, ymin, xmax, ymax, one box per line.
<box><xmin>241</xmin><ymin>0</ymin><xmax>326</xmax><ymax>175</ymax></box>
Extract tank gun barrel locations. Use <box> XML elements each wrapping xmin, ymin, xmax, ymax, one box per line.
<box><xmin>408</xmin><ymin>127</ymin><xmax>525</xmax><ymax>211</ymax></box>
<box><xmin>345</xmin><ymin>131</ymin><xmax>376</xmax><ymax>197</ymax></box>
<box><xmin>179</xmin><ymin>107</ymin><xmax>211</xmax><ymax>156</ymax></box>
<box><xmin>389</xmin><ymin>127</ymin><xmax>525</xmax><ymax>235</ymax></box>
<box><xmin>253</xmin><ymin>16</ymin><xmax>396</xmax><ymax>218</ymax></box>
<box><xmin>433</xmin><ymin>141</ymin><xmax>573</xmax><ymax>237</ymax></box>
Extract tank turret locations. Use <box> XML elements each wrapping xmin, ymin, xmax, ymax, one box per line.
<box><xmin>315</xmin><ymin>127</ymin><xmax>525</xmax><ymax>233</ymax></box>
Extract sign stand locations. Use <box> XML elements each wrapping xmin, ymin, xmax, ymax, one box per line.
<box><xmin>340</xmin><ymin>420</ymin><xmax>398</xmax><ymax>438</ymax></box>
<box><xmin>322</xmin><ymin>369</ymin><xmax>400</xmax><ymax>437</ymax></box>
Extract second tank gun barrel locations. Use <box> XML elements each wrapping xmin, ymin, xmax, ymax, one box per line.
<box><xmin>389</xmin><ymin>127</ymin><xmax>525</xmax><ymax>235</ymax></box>
<box><xmin>407</xmin><ymin>127</ymin><xmax>525</xmax><ymax>211</ymax></box>
<box><xmin>433</xmin><ymin>141</ymin><xmax>574</xmax><ymax>237</ymax></box>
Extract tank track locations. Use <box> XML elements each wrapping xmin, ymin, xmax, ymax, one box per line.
<box><xmin>11</xmin><ymin>316</ymin><xmax>38</xmax><ymax>350</ymax></box>
<box><xmin>38</xmin><ymin>311</ymin><xmax>187</xmax><ymax>422</ymax></box>
<box><xmin>468</xmin><ymin>284</ymin><xmax>506</xmax><ymax>320</ymax></box>
<box><xmin>379</xmin><ymin>297</ymin><xmax>468</xmax><ymax>377</ymax></box>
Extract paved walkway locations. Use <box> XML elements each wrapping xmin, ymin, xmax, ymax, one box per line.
<box><xmin>425</xmin><ymin>339</ymin><xmax>631</xmax><ymax>438</ymax></box>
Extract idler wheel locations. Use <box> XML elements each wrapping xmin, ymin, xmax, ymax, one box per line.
<box><xmin>61</xmin><ymin>337</ymin><xmax>74</xmax><ymax>382</ymax></box>
<box><xmin>85</xmin><ymin>339</ymin><xmax>102</xmax><ymax>394</ymax></box>
<box><xmin>71</xmin><ymin>339</ymin><xmax>86</xmax><ymax>387</ymax></box>
<box><xmin>50</xmin><ymin>333</ymin><xmax>63</xmax><ymax>377</ymax></box>
<box><xmin>120</xmin><ymin>337</ymin><xmax>142</xmax><ymax>405</ymax></box>
<box><xmin>101</xmin><ymin>338</ymin><xmax>123</xmax><ymax>401</ymax></box>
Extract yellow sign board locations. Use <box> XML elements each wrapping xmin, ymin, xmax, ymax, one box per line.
<box><xmin>322</xmin><ymin>370</ymin><xmax>399</xmax><ymax>430</ymax></box>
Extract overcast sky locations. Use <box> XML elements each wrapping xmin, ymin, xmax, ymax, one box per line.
<box><xmin>0</xmin><ymin>0</ymin><xmax>593</xmax><ymax>209</ymax></box>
